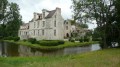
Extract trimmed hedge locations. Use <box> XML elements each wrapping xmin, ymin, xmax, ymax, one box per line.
<box><xmin>0</xmin><ymin>36</ymin><xmax>3</xmax><ymax>40</ymax></box>
<box><xmin>92</xmin><ymin>38</ymin><xmax>101</xmax><ymax>41</ymax></box>
<box><xmin>39</xmin><ymin>40</ymin><xmax>65</xmax><ymax>46</ymax></box>
<box><xmin>28</xmin><ymin>38</ymin><xmax>37</xmax><ymax>44</ymax></box>
<box><xmin>79</xmin><ymin>39</ymin><xmax>84</xmax><ymax>42</ymax></box>
<box><xmin>3</xmin><ymin>36</ymin><xmax>20</xmax><ymax>41</ymax></box>
<box><xmin>13</xmin><ymin>37</ymin><xmax>20</xmax><ymax>41</ymax></box>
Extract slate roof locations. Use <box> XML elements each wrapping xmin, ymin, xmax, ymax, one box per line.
<box><xmin>45</xmin><ymin>10</ymin><xmax>56</xmax><ymax>18</ymax></box>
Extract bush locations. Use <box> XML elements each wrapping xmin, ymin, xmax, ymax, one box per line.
<box><xmin>84</xmin><ymin>38</ymin><xmax>89</xmax><ymax>42</ymax></box>
<box><xmin>92</xmin><ymin>38</ymin><xmax>101</xmax><ymax>41</ymax></box>
<box><xmin>79</xmin><ymin>39</ymin><xmax>84</xmax><ymax>42</ymax></box>
<box><xmin>39</xmin><ymin>40</ymin><xmax>64</xmax><ymax>46</ymax></box>
<box><xmin>0</xmin><ymin>36</ymin><xmax>3</xmax><ymax>40</ymax></box>
<box><xmin>69</xmin><ymin>38</ymin><xmax>75</xmax><ymax>42</ymax></box>
<box><xmin>13</xmin><ymin>37</ymin><xmax>20</xmax><ymax>41</ymax></box>
<box><xmin>71</xmin><ymin>39</ymin><xmax>75</xmax><ymax>42</ymax></box>
<box><xmin>23</xmin><ymin>39</ymin><xmax>27</xmax><ymax>42</ymax></box>
<box><xmin>58</xmin><ymin>40</ymin><xmax>65</xmax><ymax>44</ymax></box>
<box><xmin>4</xmin><ymin>36</ymin><xmax>14</xmax><ymax>40</ymax></box>
<box><xmin>28</xmin><ymin>38</ymin><xmax>37</xmax><ymax>44</ymax></box>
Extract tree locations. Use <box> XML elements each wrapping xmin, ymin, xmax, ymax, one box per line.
<box><xmin>5</xmin><ymin>3</ymin><xmax>22</xmax><ymax>37</ymax></box>
<box><xmin>71</xmin><ymin>0</ymin><xmax>120</xmax><ymax>48</ymax></box>
<box><xmin>0</xmin><ymin>0</ymin><xmax>8</xmax><ymax>23</ymax></box>
<box><xmin>0</xmin><ymin>0</ymin><xmax>22</xmax><ymax>38</ymax></box>
<box><xmin>0</xmin><ymin>0</ymin><xmax>8</xmax><ymax>37</ymax></box>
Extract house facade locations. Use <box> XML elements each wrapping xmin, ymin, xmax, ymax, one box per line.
<box><xmin>19</xmin><ymin>7</ymin><xmax>69</xmax><ymax>40</ymax></box>
<box><xmin>18</xmin><ymin>7</ymin><xmax>90</xmax><ymax>40</ymax></box>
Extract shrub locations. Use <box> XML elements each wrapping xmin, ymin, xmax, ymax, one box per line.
<box><xmin>71</xmin><ymin>40</ymin><xmax>75</xmax><ymax>42</ymax></box>
<box><xmin>0</xmin><ymin>36</ymin><xmax>3</xmax><ymax>40</ymax></box>
<box><xmin>92</xmin><ymin>38</ymin><xmax>101</xmax><ymax>41</ymax></box>
<box><xmin>23</xmin><ymin>39</ymin><xmax>27</xmax><ymax>42</ymax></box>
<box><xmin>39</xmin><ymin>40</ymin><xmax>64</xmax><ymax>46</ymax></box>
<box><xmin>84</xmin><ymin>38</ymin><xmax>89</xmax><ymax>42</ymax></box>
<box><xmin>28</xmin><ymin>38</ymin><xmax>37</xmax><ymax>44</ymax></box>
<box><xmin>13</xmin><ymin>37</ymin><xmax>20</xmax><ymax>41</ymax></box>
<box><xmin>79</xmin><ymin>39</ymin><xmax>84</xmax><ymax>42</ymax></box>
<box><xmin>4</xmin><ymin>36</ymin><xmax>14</xmax><ymax>40</ymax></box>
<box><xmin>58</xmin><ymin>40</ymin><xmax>65</xmax><ymax>44</ymax></box>
<box><xmin>69</xmin><ymin>38</ymin><xmax>75</xmax><ymax>42</ymax></box>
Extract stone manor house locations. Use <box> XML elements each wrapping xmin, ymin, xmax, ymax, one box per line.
<box><xmin>18</xmin><ymin>7</ymin><xmax>72</xmax><ymax>40</ymax></box>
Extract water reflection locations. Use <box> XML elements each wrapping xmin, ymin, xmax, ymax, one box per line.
<box><xmin>0</xmin><ymin>42</ymin><xmax>101</xmax><ymax>57</ymax></box>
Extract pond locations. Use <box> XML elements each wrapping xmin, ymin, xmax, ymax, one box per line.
<box><xmin>0</xmin><ymin>42</ymin><xmax>101</xmax><ymax>57</ymax></box>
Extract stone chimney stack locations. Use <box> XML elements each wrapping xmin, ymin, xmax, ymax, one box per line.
<box><xmin>56</xmin><ymin>7</ymin><xmax>61</xmax><ymax>14</ymax></box>
<box><xmin>33</xmin><ymin>12</ymin><xmax>37</xmax><ymax>20</ymax></box>
<box><xmin>42</xmin><ymin>9</ymin><xmax>46</xmax><ymax>19</ymax></box>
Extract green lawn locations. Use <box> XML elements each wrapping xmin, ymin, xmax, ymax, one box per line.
<box><xmin>0</xmin><ymin>48</ymin><xmax>120</xmax><ymax>67</ymax></box>
<box><xmin>4</xmin><ymin>40</ymin><xmax>98</xmax><ymax>50</ymax></box>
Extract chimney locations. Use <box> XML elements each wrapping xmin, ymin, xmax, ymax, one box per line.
<box><xmin>56</xmin><ymin>7</ymin><xmax>61</xmax><ymax>14</ymax></box>
<box><xmin>33</xmin><ymin>12</ymin><xmax>37</xmax><ymax>20</ymax></box>
<box><xmin>42</xmin><ymin>9</ymin><xmax>46</xmax><ymax>18</ymax></box>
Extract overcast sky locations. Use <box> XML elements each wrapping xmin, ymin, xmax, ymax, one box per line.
<box><xmin>8</xmin><ymin>0</ymin><xmax>96</xmax><ymax>29</ymax></box>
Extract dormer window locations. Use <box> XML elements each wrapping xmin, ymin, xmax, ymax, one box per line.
<box><xmin>39</xmin><ymin>16</ymin><xmax>40</xmax><ymax>19</ymax></box>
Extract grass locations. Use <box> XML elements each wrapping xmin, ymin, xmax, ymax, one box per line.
<box><xmin>0</xmin><ymin>48</ymin><xmax>120</xmax><ymax>67</ymax></box>
<box><xmin>3</xmin><ymin>40</ymin><xmax>98</xmax><ymax>50</ymax></box>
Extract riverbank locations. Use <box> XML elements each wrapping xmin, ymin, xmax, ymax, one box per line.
<box><xmin>3</xmin><ymin>40</ymin><xmax>98</xmax><ymax>50</ymax></box>
<box><xmin>0</xmin><ymin>48</ymin><xmax>120</xmax><ymax>67</ymax></box>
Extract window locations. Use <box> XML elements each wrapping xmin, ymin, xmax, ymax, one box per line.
<box><xmin>54</xmin><ymin>30</ymin><xmax>56</xmax><ymax>36</ymax></box>
<box><xmin>34</xmin><ymin>30</ymin><xmax>35</xmax><ymax>36</ymax></box>
<box><xmin>54</xmin><ymin>20</ymin><xmax>56</xmax><ymax>27</ymax></box>
<box><xmin>19</xmin><ymin>31</ymin><xmax>21</xmax><ymax>35</ymax></box>
<box><xmin>43</xmin><ymin>21</ymin><xmax>45</xmax><ymax>27</ymax></box>
<box><xmin>55</xmin><ymin>15</ymin><xmax>56</xmax><ymax>18</ymax></box>
<box><xmin>39</xmin><ymin>16</ymin><xmax>40</xmax><ymax>19</ymax></box>
<box><xmin>38</xmin><ymin>30</ymin><xmax>40</xmax><ymax>36</ymax></box>
<box><xmin>66</xmin><ymin>26</ymin><xmax>68</xmax><ymax>30</ymax></box>
<box><xmin>34</xmin><ymin>22</ymin><xmax>35</xmax><ymax>28</ymax></box>
<box><xmin>37</xmin><ymin>21</ymin><xmax>39</xmax><ymax>28</ymax></box>
<box><xmin>66</xmin><ymin>22</ymin><xmax>68</xmax><ymax>24</ymax></box>
<box><xmin>42</xmin><ymin>30</ymin><xmax>44</xmax><ymax>35</ymax></box>
<box><xmin>26</xmin><ymin>32</ymin><xmax>27</xmax><ymax>35</ymax></box>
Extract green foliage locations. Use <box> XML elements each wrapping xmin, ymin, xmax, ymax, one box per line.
<box><xmin>3</xmin><ymin>36</ymin><xmax>20</xmax><ymax>41</ymax></box>
<box><xmin>58</xmin><ymin>40</ymin><xmax>65</xmax><ymax>44</ymax></box>
<box><xmin>69</xmin><ymin>38</ymin><xmax>75</xmax><ymax>42</ymax></box>
<box><xmin>13</xmin><ymin>37</ymin><xmax>20</xmax><ymax>41</ymax></box>
<box><xmin>71</xmin><ymin>0</ymin><xmax>120</xmax><ymax>48</ymax></box>
<box><xmin>28</xmin><ymin>38</ymin><xmax>37</xmax><ymax>44</ymax></box>
<box><xmin>79</xmin><ymin>23</ymin><xmax>88</xmax><ymax>28</ymax></box>
<box><xmin>92</xmin><ymin>38</ymin><xmax>101</xmax><ymax>41</ymax></box>
<box><xmin>70</xmin><ymin>20</ymin><xmax>76</xmax><ymax>25</ymax></box>
<box><xmin>39</xmin><ymin>40</ymin><xmax>65</xmax><ymax>46</ymax></box>
<box><xmin>0</xmin><ymin>36</ymin><xmax>3</xmax><ymax>40</ymax></box>
<box><xmin>23</xmin><ymin>39</ymin><xmax>27</xmax><ymax>42</ymax></box>
<box><xmin>0</xmin><ymin>1</ymin><xmax>22</xmax><ymax>38</ymax></box>
<box><xmin>4</xmin><ymin>36</ymin><xmax>14</xmax><ymax>40</ymax></box>
<box><xmin>0</xmin><ymin>48</ymin><xmax>119</xmax><ymax>67</ymax></box>
<box><xmin>79</xmin><ymin>38</ymin><xmax>84</xmax><ymax>42</ymax></box>
<box><xmin>84</xmin><ymin>38</ymin><xmax>89</xmax><ymax>42</ymax></box>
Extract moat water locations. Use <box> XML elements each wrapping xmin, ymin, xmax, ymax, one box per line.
<box><xmin>0</xmin><ymin>42</ymin><xmax>101</xmax><ymax>57</ymax></box>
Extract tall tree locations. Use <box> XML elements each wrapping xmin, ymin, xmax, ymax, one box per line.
<box><xmin>5</xmin><ymin>3</ymin><xmax>22</xmax><ymax>36</ymax></box>
<box><xmin>71</xmin><ymin>0</ymin><xmax>120</xmax><ymax>48</ymax></box>
<box><xmin>0</xmin><ymin>0</ymin><xmax>8</xmax><ymax>37</ymax></box>
<box><xmin>0</xmin><ymin>0</ymin><xmax>22</xmax><ymax>37</ymax></box>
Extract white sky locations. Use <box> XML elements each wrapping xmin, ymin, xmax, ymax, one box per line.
<box><xmin>8</xmin><ymin>0</ymin><xmax>96</xmax><ymax>29</ymax></box>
